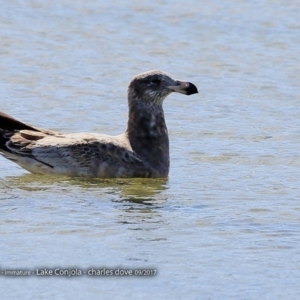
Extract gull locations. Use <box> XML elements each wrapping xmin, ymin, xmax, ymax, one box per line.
<box><xmin>0</xmin><ymin>70</ymin><xmax>198</xmax><ymax>178</ymax></box>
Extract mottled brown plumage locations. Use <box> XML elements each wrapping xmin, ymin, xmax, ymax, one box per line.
<box><xmin>0</xmin><ymin>70</ymin><xmax>198</xmax><ymax>178</ymax></box>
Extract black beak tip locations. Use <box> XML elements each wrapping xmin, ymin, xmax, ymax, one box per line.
<box><xmin>186</xmin><ymin>82</ymin><xmax>198</xmax><ymax>95</ymax></box>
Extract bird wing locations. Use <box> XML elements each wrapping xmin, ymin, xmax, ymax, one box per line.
<box><xmin>5</xmin><ymin>130</ymin><xmax>143</xmax><ymax>176</ymax></box>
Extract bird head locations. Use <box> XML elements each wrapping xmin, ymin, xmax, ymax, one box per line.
<box><xmin>128</xmin><ymin>70</ymin><xmax>198</xmax><ymax>106</ymax></box>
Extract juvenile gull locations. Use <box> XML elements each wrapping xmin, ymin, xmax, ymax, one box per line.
<box><xmin>0</xmin><ymin>70</ymin><xmax>198</xmax><ymax>178</ymax></box>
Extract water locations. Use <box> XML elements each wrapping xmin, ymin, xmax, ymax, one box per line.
<box><xmin>0</xmin><ymin>0</ymin><xmax>300</xmax><ymax>299</ymax></box>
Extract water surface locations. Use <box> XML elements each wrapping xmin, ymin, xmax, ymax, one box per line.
<box><xmin>0</xmin><ymin>0</ymin><xmax>300</xmax><ymax>299</ymax></box>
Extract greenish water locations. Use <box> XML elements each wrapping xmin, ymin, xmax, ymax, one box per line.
<box><xmin>0</xmin><ymin>0</ymin><xmax>300</xmax><ymax>299</ymax></box>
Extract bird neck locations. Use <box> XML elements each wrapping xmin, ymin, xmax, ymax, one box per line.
<box><xmin>127</xmin><ymin>102</ymin><xmax>170</xmax><ymax>176</ymax></box>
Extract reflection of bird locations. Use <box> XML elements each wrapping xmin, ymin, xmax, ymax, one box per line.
<box><xmin>0</xmin><ymin>70</ymin><xmax>198</xmax><ymax>178</ymax></box>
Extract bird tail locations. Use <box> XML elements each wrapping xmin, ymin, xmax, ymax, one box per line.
<box><xmin>0</xmin><ymin>111</ymin><xmax>39</xmax><ymax>153</ymax></box>
<box><xmin>0</xmin><ymin>111</ymin><xmax>38</xmax><ymax>131</ymax></box>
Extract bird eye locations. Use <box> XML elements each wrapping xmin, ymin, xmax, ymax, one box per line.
<box><xmin>150</xmin><ymin>78</ymin><xmax>161</xmax><ymax>85</ymax></box>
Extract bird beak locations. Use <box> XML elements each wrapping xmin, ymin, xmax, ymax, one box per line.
<box><xmin>168</xmin><ymin>80</ymin><xmax>198</xmax><ymax>95</ymax></box>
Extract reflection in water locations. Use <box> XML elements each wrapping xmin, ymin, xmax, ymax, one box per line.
<box><xmin>0</xmin><ymin>173</ymin><xmax>168</xmax><ymax>235</ymax></box>
<box><xmin>1</xmin><ymin>173</ymin><xmax>169</xmax><ymax>205</ymax></box>
<box><xmin>115</xmin><ymin>178</ymin><xmax>168</xmax><ymax>204</ymax></box>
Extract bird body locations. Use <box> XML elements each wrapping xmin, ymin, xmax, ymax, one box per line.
<box><xmin>0</xmin><ymin>70</ymin><xmax>198</xmax><ymax>178</ymax></box>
